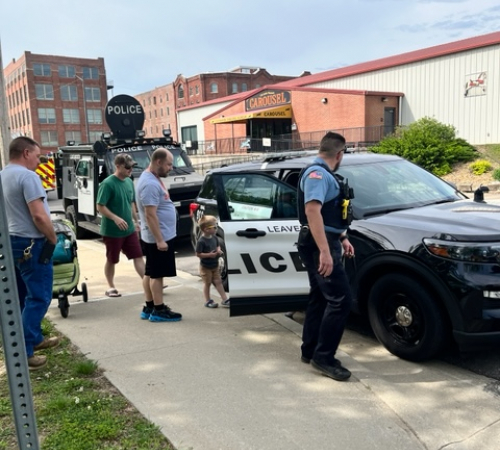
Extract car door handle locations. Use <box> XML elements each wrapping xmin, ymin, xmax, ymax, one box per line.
<box><xmin>236</xmin><ymin>228</ymin><xmax>266</xmax><ymax>238</ymax></box>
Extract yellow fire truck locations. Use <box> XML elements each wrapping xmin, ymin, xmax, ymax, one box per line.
<box><xmin>36</xmin><ymin>154</ymin><xmax>56</xmax><ymax>191</ymax></box>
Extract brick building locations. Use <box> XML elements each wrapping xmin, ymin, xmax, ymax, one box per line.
<box><xmin>135</xmin><ymin>66</ymin><xmax>305</xmax><ymax>143</ymax></box>
<box><xmin>3</xmin><ymin>51</ymin><xmax>110</xmax><ymax>153</ymax></box>
<box><xmin>134</xmin><ymin>83</ymin><xmax>176</xmax><ymax>140</ymax></box>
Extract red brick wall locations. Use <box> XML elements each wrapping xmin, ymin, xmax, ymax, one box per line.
<box><xmin>4</xmin><ymin>51</ymin><xmax>108</xmax><ymax>152</ymax></box>
<box><xmin>135</xmin><ymin>84</ymin><xmax>177</xmax><ymax>141</ymax></box>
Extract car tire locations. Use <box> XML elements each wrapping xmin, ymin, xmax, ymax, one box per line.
<box><xmin>66</xmin><ymin>205</ymin><xmax>90</xmax><ymax>239</ymax></box>
<box><xmin>367</xmin><ymin>273</ymin><xmax>449</xmax><ymax>361</ymax></box>
<box><xmin>219</xmin><ymin>240</ymin><xmax>228</xmax><ymax>292</ymax></box>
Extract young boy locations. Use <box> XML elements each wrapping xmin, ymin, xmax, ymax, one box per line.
<box><xmin>195</xmin><ymin>215</ymin><xmax>230</xmax><ymax>308</ymax></box>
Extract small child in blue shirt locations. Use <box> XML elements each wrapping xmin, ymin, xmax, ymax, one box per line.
<box><xmin>195</xmin><ymin>215</ymin><xmax>230</xmax><ymax>308</ymax></box>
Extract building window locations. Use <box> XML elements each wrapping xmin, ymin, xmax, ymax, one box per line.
<box><xmin>189</xmin><ymin>87</ymin><xmax>193</xmax><ymax>96</ymax></box>
<box><xmin>232</xmin><ymin>83</ymin><xmax>238</xmax><ymax>93</ymax></box>
<box><xmin>85</xmin><ymin>87</ymin><xmax>101</xmax><ymax>102</ymax></box>
<box><xmin>166</xmin><ymin>93</ymin><xmax>169</xmax><ymax>101</ymax></box>
<box><xmin>154</xmin><ymin>110</ymin><xmax>157</xmax><ymax>118</ymax></box>
<box><xmin>195</xmin><ymin>85</ymin><xmax>199</xmax><ymax>95</ymax></box>
<box><xmin>82</xmin><ymin>67</ymin><xmax>98</xmax><ymax>79</ymax></box>
<box><xmin>26</xmin><ymin>108</ymin><xmax>30</xmax><ymax>125</ymax></box>
<box><xmin>242</xmin><ymin>83</ymin><xmax>248</xmax><ymax>92</ymax></box>
<box><xmin>88</xmin><ymin>131</ymin><xmax>103</xmax><ymax>142</ymax></box>
<box><xmin>255</xmin><ymin>83</ymin><xmax>261</xmax><ymax>88</ymax></box>
<box><xmin>210</xmin><ymin>83</ymin><xmax>218</xmax><ymax>93</ymax></box>
<box><xmin>33</xmin><ymin>63</ymin><xmax>51</xmax><ymax>76</ymax></box>
<box><xmin>22</xmin><ymin>110</ymin><xmax>26</xmax><ymax>126</ymax></box>
<box><xmin>38</xmin><ymin>108</ymin><xmax>56</xmax><ymax>124</ymax></box>
<box><xmin>58</xmin><ymin>65</ymin><xmax>75</xmax><ymax>78</ymax></box>
<box><xmin>61</xmin><ymin>85</ymin><xmax>77</xmax><ymax>101</ymax></box>
<box><xmin>153</xmin><ymin>96</ymin><xmax>156</xmax><ymax>105</ymax></box>
<box><xmin>167</xmin><ymin>107</ymin><xmax>170</xmax><ymax>116</ymax></box>
<box><xmin>40</xmin><ymin>130</ymin><xmax>58</xmax><ymax>147</ymax></box>
<box><xmin>87</xmin><ymin>109</ymin><xmax>103</xmax><ymax>124</ymax></box>
<box><xmin>178</xmin><ymin>84</ymin><xmax>184</xmax><ymax>99</ymax></box>
<box><xmin>35</xmin><ymin>84</ymin><xmax>54</xmax><ymax>100</ymax></box>
<box><xmin>65</xmin><ymin>131</ymin><xmax>82</xmax><ymax>144</ymax></box>
<box><xmin>63</xmin><ymin>108</ymin><xmax>80</xmax><ymax>124</ymax></box>
<box><xmin>160</xmin><ymin>108</ymin><xmax>163</xmax><ymax>117</ymax></box>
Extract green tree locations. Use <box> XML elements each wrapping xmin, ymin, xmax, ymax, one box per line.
<box><xmin>371</xmin><ymin>117</ymin><xmax>477</xmax><ymax>176</ymax></box>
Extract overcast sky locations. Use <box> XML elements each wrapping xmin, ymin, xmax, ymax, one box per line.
<box><xmin>1</xmin><ymin>0</ymin><xmax>499</xmax><ymax>96</ymax></box>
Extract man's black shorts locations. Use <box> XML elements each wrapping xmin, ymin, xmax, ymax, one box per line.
<box><xmin>141</xmin><ymin>239</ymin><xmax>177</xmax><ymax>279</ymax></box>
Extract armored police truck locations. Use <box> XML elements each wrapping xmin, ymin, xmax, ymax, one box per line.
<box><xmin>56</xmin><ymin>94</ymin><xmax>204</xmax><ymax>239</ymax></box>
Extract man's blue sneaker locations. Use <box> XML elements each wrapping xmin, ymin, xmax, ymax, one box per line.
<box><xmin>140</xmin><ymin>306</ymin><xmax>154</xmax><ymax>320</ymax></box>
<box><xmin>149</xmin><ymin>305</ymin><xmax>182</xmax><ymax>322</ymax></box>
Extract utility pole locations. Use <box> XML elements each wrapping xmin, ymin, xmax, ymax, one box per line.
<box><xmin>0</xmin><ymin>39</ymin><xmax>11</xmax><ymax>168</ymax></box>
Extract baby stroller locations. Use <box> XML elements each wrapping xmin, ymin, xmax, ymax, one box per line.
<box><xmin>51</xmin><ymin>218</ymin><xmax>88</xmax><ymax>317</ymax></box>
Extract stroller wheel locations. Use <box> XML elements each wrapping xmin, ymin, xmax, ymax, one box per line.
<box><xmin>82</xmin><ymin>283</ymin><xmax>88</xmax><ymax>302</ymax></box>
<box><xmin>58</xmin><ymin>290</ymin><xmax>69</xmax><ymax>318</ymax></box>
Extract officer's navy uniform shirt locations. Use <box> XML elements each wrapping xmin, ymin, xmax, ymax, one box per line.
<box><xmin>299</xmin><ymin>157</ymin><xmax>345</xmax><ymax>234</ymax></box>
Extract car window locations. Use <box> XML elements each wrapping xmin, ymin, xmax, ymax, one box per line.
<box><xmin>338</xmin><ymin>159</ymin><xmax>460</xmax><ymax>216</ymax></box>
<box><xmin>221</xmin><ymin>173</ymin><xmax>297</xmax><ymax>220</ymax></box>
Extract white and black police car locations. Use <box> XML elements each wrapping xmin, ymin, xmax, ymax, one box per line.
<box><xmin>190</xmin><ymin>150</ymin><xmax>500</xmax><ymax>361</ymax></box>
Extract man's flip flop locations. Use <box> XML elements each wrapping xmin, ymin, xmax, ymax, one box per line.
<box><xmin>105</xmin><ymin>289</ymin><xmax>122</xmax><ymax>297</ymax></box>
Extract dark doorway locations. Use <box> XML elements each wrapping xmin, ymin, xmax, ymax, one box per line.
<box><xmin>383</xmin><ymin>108</ymin><xmax>396</xmax><ymax>136</ymax></box>
<box><xmin>245</xmin><ymin>119</ymin><xmax>292</xmax><ymax>152</ymax></box>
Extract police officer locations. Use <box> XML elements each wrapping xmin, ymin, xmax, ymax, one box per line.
<box><xmin>297</xmin><ymin>131</ymin><xmax>354</xmax><ymax>381</ymax></box>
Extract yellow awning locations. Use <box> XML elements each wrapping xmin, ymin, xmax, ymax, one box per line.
<box><xmin>210</xmin><ymin>105</ymin><xmax>292</xmax><ymax>124</ymax></box>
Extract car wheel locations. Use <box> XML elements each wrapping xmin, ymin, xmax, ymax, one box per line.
<box><xmin>66</xmin><ymin>205</ymin><xmax>89</xmax><ymax>239</ymax></box>
<box><xmin>367</xmin><ymin>274</ymin><xmax>449</xmax><ymax>361</ymax></box>
<box><xmin>219</xmin><ymin>240</ymin><xmax>228</xmax><ymax>292</ymax></box>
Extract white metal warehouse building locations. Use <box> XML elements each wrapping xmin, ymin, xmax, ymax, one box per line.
<box><xmin>278</xmin><ymin>31</ymin><xmax>500</xmax><ymax>145</ymax></box>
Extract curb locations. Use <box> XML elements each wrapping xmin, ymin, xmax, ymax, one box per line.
<box><xmin>457</xmin><ymin>182</ymin><xmax>500</xmax><ymax>193</ymax></box>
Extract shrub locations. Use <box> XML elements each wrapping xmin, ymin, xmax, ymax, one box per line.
<box><xmin>469</xmin><ymin>159</ymin><xmax>493</xmax><ymax>175</ymax></box>
<box><xmin>371</xmin><ymin>117</ymin><xmax>477</xmax><ymax>175</ymax></box>
<box><xmin>493</xmin><ymin>168</ymin><xmax>500</xmax><ymax>182</ymax></box>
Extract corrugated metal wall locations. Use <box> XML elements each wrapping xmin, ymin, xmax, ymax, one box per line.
<box><xmin>307</xmin><ymin>46</ymin><xmax>500</xmax><ymax>145</ymax></box>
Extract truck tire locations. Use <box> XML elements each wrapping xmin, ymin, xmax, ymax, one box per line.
<box><xmin>66</xmin><ymin>205</ymin><xmax>89</xmax><ymax>239</ymax></box>
<box><xmin>367</xmin><ymin>274</ymin><xmax>449</xmax><ymax>361</ymax></box>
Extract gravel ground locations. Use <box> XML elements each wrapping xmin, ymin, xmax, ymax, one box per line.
<box><xmin>442</xmin><ymin>161</ymin><xmax>500</xmax><ymax>192</ymax></box>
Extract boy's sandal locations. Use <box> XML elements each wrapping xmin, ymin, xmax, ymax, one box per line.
<box><xmin>205</xmin><ymin>299</ymin><xmax>219</xmax><ymax>308</ymax></box>
<box><xmin>105</xmin><ymin>288</ymin><xmax>122</xmax><ymax>298</ymax></box>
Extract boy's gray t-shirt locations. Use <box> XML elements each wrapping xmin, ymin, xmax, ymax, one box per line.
<box><xmin>0</xmin><ymin>163</ymin><xmax>50</xmax><ymax>238</ymax></box>
<box><xmin>196</xmin><ymin>235</ymin><xmax>219</xmax><ymax>268</ymax></box>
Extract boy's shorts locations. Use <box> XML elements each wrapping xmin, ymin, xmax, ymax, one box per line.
<box><xmin>199</xmin><ymin>265</ymin><xmax>221</xmax><ymax>284</ymax></box>
<box><xmin>103</xmin><ymin>232</ymin><xmax>143</xmax><ymax>264</ymax></box>
<box><xmin>142</xmin><ymin>239</ymin><xmax>177</xmax><ymax>279</ymax></box>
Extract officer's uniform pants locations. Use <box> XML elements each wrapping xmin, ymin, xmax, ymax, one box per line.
<box><xmin>297</xmin><ymin>230</ymin><xmax>352</xmax><ymax>365</ymax></box>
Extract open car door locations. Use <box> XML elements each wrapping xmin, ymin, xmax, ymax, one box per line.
<box><xmin>215</xmin><ymin>172</ymin><xmax>309</xmax><ymax>316</ymax></box>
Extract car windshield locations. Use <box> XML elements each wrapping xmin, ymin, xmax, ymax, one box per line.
<box><xmin>338</xmin><ymin>159</ymin><xmax>462</xmax><ymax>219</ymax></box>
<box><xmin>105</xmin><ymin>145</ymin><xmax>194</xmax><ymax>175</ymax></box>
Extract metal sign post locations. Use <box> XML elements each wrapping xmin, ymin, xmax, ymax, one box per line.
<box><xmin>0</xmin><ymin>174</ymin><xmax>40</xmax><ymax>449</ymax></box>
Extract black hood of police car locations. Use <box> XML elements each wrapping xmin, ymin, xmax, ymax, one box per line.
<box><xmin>352</xmin><ymin>198</ymin><xmax>500</xmax><ymax>250</ymax></box>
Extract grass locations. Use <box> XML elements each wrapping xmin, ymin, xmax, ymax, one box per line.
<box><xmin>478</xmin><ymin>143</ymin><xmax>500</xmax><ymax>164</ymax></box>
<box><xmin>0</xmin><ymin>320</ymin><xmax>175</xmax><ymax>450</ymax></box>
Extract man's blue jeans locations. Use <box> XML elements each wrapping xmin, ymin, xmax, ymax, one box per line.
<box><xmin>10</xmin><ymin>236</ymin><xmax>54</xmax><ymax>357</ymax></box>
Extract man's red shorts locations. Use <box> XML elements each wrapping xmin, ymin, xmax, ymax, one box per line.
<box><xmin>103</xmin><ymin>232</ymin><xmax>143</xmax><ymax>264</ymax></box>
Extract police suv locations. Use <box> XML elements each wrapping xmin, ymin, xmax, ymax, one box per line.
<box><xmin>56</xmin><ymin>95</ymin><xmax>203</xmax><ymax>239</ymax></box>
<box><xmin>190</xmin><ymin>150</ymin><xmax>500</xmax><ymax>361</ymax></box>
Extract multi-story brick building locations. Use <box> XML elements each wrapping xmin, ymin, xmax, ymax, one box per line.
<box><xmin>135</xmin><ymin>66</ymin><xmax>305</xmax><ymax>144</ymax></box>
<box><xmin>3</xmin><ymin>51</ymin><xmax>110</xmax><ymax>153</ymax></box>
<box><xmin>134</xmin><ymin>83</ymin><xmax>176</xmax><ymax>140</ymax></box>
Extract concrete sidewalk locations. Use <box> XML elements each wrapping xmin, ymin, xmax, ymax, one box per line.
<box><xmin>46</xmin><ymin>239</ymin><xmax>500</xmax><ymax>450</ymax></box>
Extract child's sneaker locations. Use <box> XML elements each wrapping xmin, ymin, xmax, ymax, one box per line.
<box><xmin>149</xmin><ymin>305</ymin><xmax>182</xmax><ymax>322</ymax></box>
<box><xmin>140</xmin><ymin>306</ymin><xmax>154</xmax><ymax>320</ymax></box>
<box><xmin>205</xmin><ymin>299</ymin><xmax>218</xmax><ymax>308</ymax></box>
<box><xmin>221</xmin><ymin>299</ymin><xmax>230</xmax><ymax>308</ymax></box>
